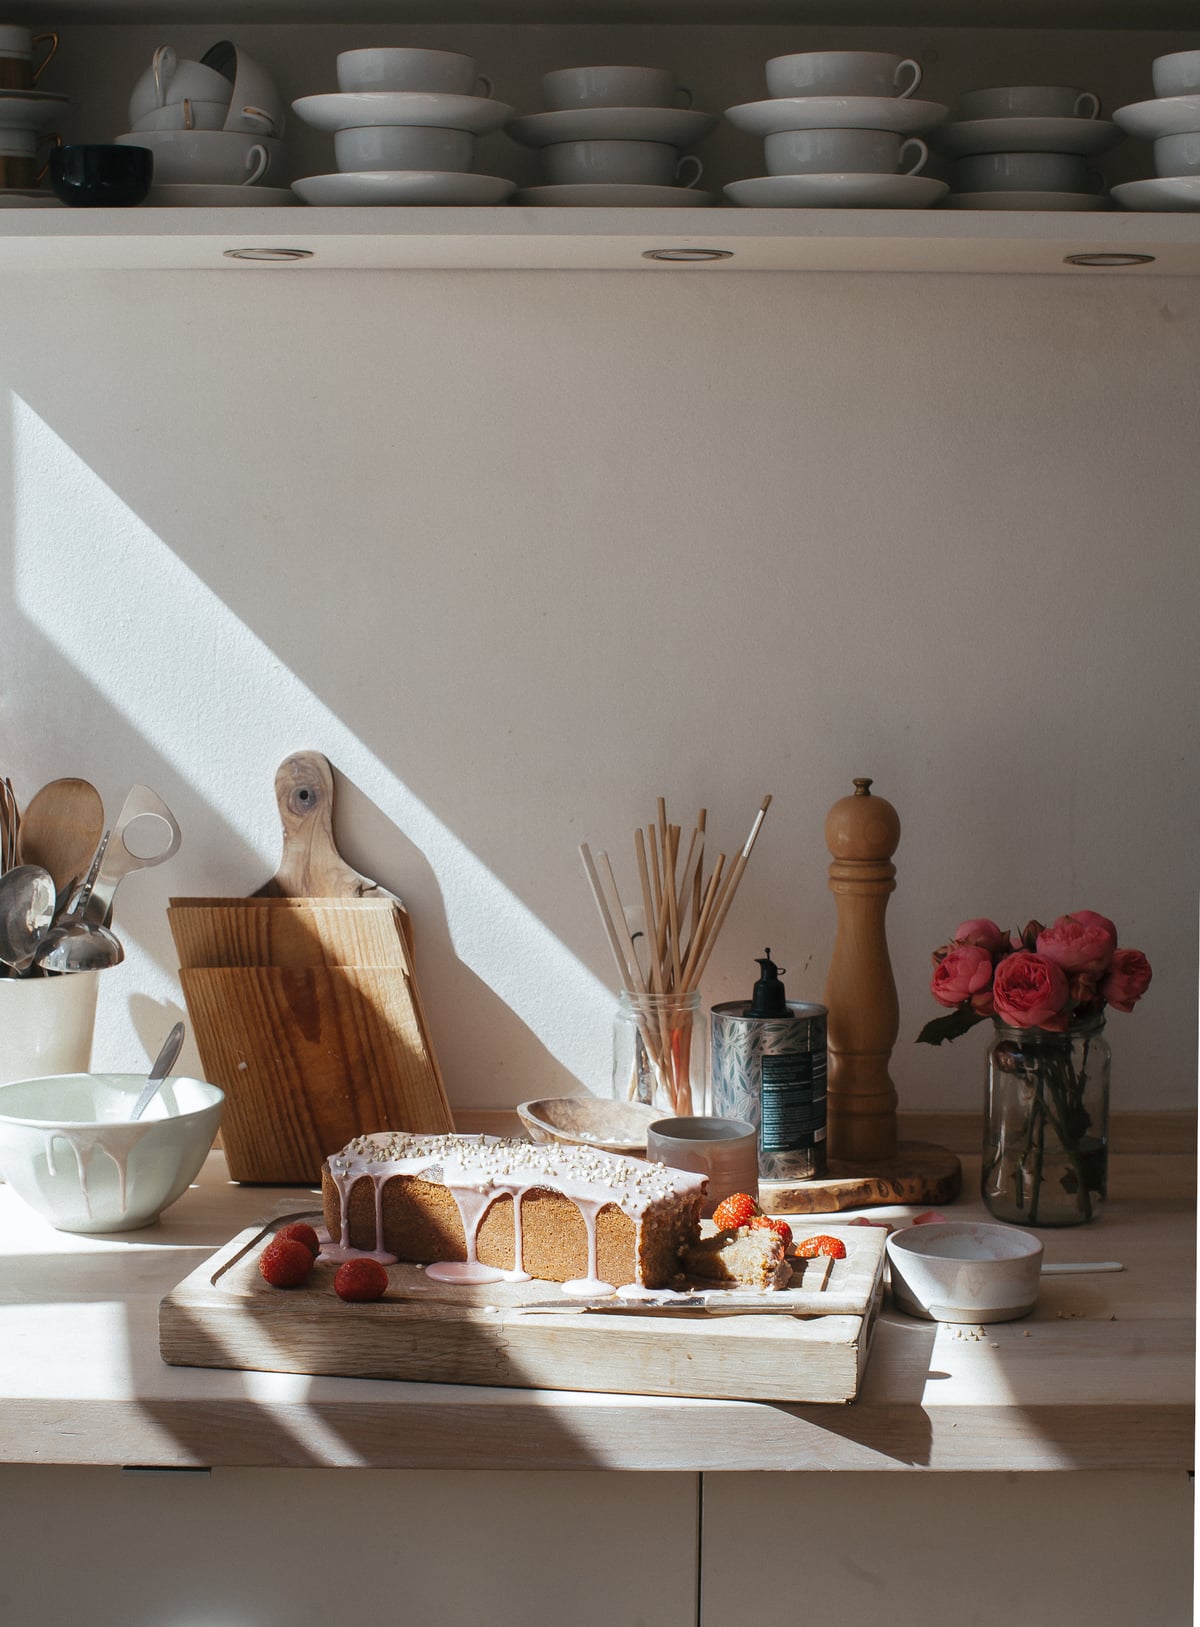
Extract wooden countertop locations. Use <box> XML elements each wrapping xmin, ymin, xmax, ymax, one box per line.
<box><xmin>1</xmin><ymin>1139</ymin><xmax>1193</xmax><ymax>1473</ymax></box>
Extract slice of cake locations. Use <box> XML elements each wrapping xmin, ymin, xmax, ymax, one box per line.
<box><xmin>322</xmin><ymin>1132</ymin><xmax>705</xmax><ymax>1290</ymax></box>
<box><xmin>681</xmin><ymin>1226</ymin><xmax>792</xmax><ymax>1290</ymax></box>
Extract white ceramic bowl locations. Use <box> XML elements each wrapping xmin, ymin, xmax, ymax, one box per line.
<box><xmin>0</xmin><ymin>1071</ymin><xmax>223</xmax><ymax>1233</ymax></box>
<box><xmin>1153</xmin><ymin>50</ymin><xmax>1200</xmax><ymax>99</ymax></box>
<box><xmin>886</xmin><ymin>1220</ymin><xmax>1043</xmax><ymax>1323</ymax></box>
<box><xmin>337</xmin><ymin>47</ymin><xmax>488</xmax><ymax>97</ymax></box>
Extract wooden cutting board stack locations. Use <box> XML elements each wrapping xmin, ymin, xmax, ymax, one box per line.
<box><xmin>169</xmin><ymin>752</ymin><xmax>453</xmax><ymax>1184</ymax></box>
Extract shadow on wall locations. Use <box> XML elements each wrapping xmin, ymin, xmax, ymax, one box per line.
<box><xmin>0</xmin><ymin>386</ymin><xmax>606</xmax><ymax>1105</ymax></box>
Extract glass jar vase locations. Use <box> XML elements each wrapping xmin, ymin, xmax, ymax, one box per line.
<box><xmin>982</xmin><ymin>1013</ymin><xmax>1111</xmax><ymax>1227</ymax></box>
<box><xmin>612</xmin><ymin>989</ymin><xmax>704</xmax><ymax>1117</ymax></box>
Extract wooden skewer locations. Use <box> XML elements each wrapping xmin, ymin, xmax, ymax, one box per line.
<box><xmin>689</xmin><ymin>795</ymin><xmax>773</xmax><ymax>988</ymax></box>
<box><xmin>680</xmin><ymin>853</ymin><xmax>726</xmax><ymax>990</ymax></box>
<box><xmin>578</xmin><ymin>843</ymin><xmax>635</xmax><ymax>992</ymax></box>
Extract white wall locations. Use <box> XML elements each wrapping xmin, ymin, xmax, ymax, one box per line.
<box><xmin>1</xmin><ymin>263</ymin><xmax>1195</xmax><ymax>1115</ymax></box>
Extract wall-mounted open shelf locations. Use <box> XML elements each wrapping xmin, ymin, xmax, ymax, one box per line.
<box><xmin>0</xmin><ymin>204</ymin><xmax>1196</xmax><ymax>274</ymax></box>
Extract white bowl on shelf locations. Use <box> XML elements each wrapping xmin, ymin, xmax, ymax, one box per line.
<box><xmin>0</xmin><ymin>1071</ymin><xmax>223</xmax><ymax>1233</ymax></box>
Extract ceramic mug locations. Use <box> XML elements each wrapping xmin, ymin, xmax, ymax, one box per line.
<box><xmin>959</xmin><ymin>84</ymin><xmax>1101</xmax><ymax>120</ymax></box>
<box><xmin>957</xmin><ymin>150</ymin><xmax>1100</xmax><ymax>191</ymax></box>
<box><xmin>765</xmin><ymin>128</ymin><xmax>928</xmax><ymax>176</ymax></box>
<box><xmin>1152</xmin><ymin>51</ymin><xmax>1200</xmax><ymax>98</ymax></box>
<box><xmin>646</xmin><ymin>1116</ymin><xmax>759</xmax><ymax>1219</ymax></box>
<box><xmin>544</xmin><ymin>138</ymin><xmax>703</xmax><ymax>185</ymax></box>
<box><xmin>0</xmin><ymin>130</ymin><xmax>59</xmax><ymax>188</ymax></box>
<box><xmin>337</xmin><ymin>47</ymin><xmax>491</xmax><ymax>97</ymax></box>
<box><xmin>765</xmin><ymin>51</ymin><xmax>922</xmax><ymax>100</ymax></box>
<box><xmin>0</xmin><ymin>969</ymin><xmax>99</xmax><ymax>1085</ymax></box>
<box><xmin>115</xmin><ymin>130</ymin><xmax>276</xmax><ymax>186</ymax></box>
<box><xmin>0</xmin><ymin>23</ymin><xmax>58</xmax><ymax>90</ymax></box>
<box><xmin>542</xmin><ymin>65</ymin><xmax>692</xmax><ymax>110</ymax></box>
<box><xmin>1154</xmin><ymin>132</ymin><xmax>1200</xmax><ymax>176</ymax></box>
<box><xmin>335</xmin><ymin>124</ymin><xmax>475</xmax><ymax>173</ymax></box>
<box><xmin>128</xmin><ymin>45</ymin><xmax>232</xmax><ymax>125</ymax></box>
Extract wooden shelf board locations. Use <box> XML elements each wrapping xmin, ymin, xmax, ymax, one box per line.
<box><xmin>1</xmin><ymin>205</ymin><xmax>1198</xmax><ymax>273</ymax></box>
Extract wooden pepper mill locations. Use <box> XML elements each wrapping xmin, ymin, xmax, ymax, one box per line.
<box><xmin>823</xmin><ymin>777</ymin><xmax>901</xmax><ymax>1166</ymax></box>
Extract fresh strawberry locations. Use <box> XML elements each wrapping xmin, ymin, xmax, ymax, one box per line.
<box><xmin>275</xmin><ymin>1221</ymin><xmax>321</xmax><ymax>1257</ymax></box>
<box><xmin>750</xmin><ymin>1213</ymin><xmax>793</xmax><ymax>1250</ymax></box>
<box><xmin>334</xmin><ymin>1258</ymin><xmax>389</xmax><ymax>1303</ymax></box>
<box><xmin>712</xmin><ymin>1192</ymin><xmax>761</xmax><ymax>1231</ymax></box>
<box><xmin>793</xmin><ymin>1233</ymin><xmax>848</xmax><ymax>1260</ymax></box>
<box><xmin>259</xmin><ymin>1236</ymin><xmax>315</xmax><ymax>1288</ymax></box>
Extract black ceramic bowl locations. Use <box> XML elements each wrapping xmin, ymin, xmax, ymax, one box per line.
<box><xmin>49</xmin><ymin>144</ymin><xmax>153</xmax><ymax>207</ymax></box>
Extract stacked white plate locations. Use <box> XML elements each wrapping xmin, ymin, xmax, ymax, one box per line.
<box><xmin>507</xmin><ymin>104</ymin><xmax>719</xmax><ymax>206</ymax></box>
<box><xmin>1112</xmin><ymin>50</ymin><xmax>1200</xmax><ymax>212</ymax></box>
<box><xmin>291</xmin><ymin>89</ymin><xmax>515</xmax><ymax>205</ymax></box>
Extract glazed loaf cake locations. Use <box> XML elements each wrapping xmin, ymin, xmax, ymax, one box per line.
<box><xmin>322</xmin><ymin>1131</ymin><xmax>706</xmax><ymax>1289</ymax></box>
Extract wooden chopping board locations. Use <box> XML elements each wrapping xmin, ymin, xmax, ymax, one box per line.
<box><xmin>160</xmin><ymin>1215</ymin><xmax>888</xmax><ymax>1404</ymax></box>
<box><xmin>168</xmin><ymin>751</ymin><xmax>453</xmax><ymax>1184</ymax></box>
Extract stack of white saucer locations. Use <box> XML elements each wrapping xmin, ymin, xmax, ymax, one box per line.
<box><xmin>118</xmin><ymin>40</ymin><xmax>291</xmax><ymax>206</ymax></box>
<box><xmin>937</xmin><ymin>84</ymin><xmax>1119</xmax><ymax>211</ymax></box>
<box><xmin>1112</xmin><ymin>51</ymin><xmax>1200</xmax><ymax>212</ymax></box>
<box><xmin>291</xmin><ymin>48</ymin><xmax>515</xmax><ymax>206</ymax></box>
<box><xmin>723</xmin><ymin>51</ymin><xmax>948</xmax><ymax>208</ymax></box>
<box><xmin>0</xmin><ymin>24</ymin><xmax>69</xmax><ymax>207</ymax></box>
<box><xmin>507</xmin><ymin>66</ymin><xmax>718</xmax><ymax>207</ymax></box>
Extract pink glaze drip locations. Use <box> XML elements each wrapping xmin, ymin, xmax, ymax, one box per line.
<box><xmin>325</xmin><ymin>1132</ymin><xmax>705</xmax><ymax>1289</ymax></box>
<box><xmin>44</xmin><ymin>1125</ymin><xmax>153</xmax><ymax>1221</ymax></box>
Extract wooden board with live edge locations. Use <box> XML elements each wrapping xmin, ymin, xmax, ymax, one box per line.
<box><xmin>160</xmin><ymin>1216</ymin><xmax>887</xmax><ymax>1404</ymax></box>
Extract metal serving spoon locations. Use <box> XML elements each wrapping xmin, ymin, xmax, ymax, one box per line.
<box><xmin>129</xmin><ymin>1021</ymin><xmax>186</xmax><ymax>1121</ymax></box>
<box><xmin>0</xmin><ymin>864</ymin><xmax>56</xmax><ymax>973</ymax></box>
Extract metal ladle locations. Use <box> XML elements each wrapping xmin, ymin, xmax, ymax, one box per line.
<box><xmin>28</xmin><ymin>831</ymin><xmax>124</xmax><ymax>974</ymax></box>
<box><xmin>0</xmin><ymin>864</ymin><xmax>57</xmax><ymax>973</ymax></box>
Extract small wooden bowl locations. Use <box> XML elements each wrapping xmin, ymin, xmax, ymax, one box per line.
<box><xmin>515</xmin><ymin>1095</ymin><xmax>660</xmax><ymax>1156</ymax></box>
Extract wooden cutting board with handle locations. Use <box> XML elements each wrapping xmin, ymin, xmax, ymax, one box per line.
<box><xmin>170</xmin><ymin>751</ymin><xmax>453</xmax><ymax>1184</ymax></box>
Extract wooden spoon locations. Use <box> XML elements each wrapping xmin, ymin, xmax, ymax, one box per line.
<box><xmin>17</xmin><ymin>778</ymin><xmax>105</xmax><ymax>901</ymax></box>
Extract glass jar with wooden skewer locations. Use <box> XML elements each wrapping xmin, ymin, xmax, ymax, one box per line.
<box><xmin>580</xmin><ymin>793</ymin><xmax>772</xmax><ymax>1119</ymax></box>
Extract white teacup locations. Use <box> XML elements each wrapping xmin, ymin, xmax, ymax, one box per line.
<box><xmin>765</xmin><ymin>128</ymin><xmax>928</xmax><ymax>176</ymax></box>
<box><xmin>542</xmin><ymin>65</ymin><xmax>692</xmax><ymax>110</ymax></box>
<box><xmin>198</xmin><ymin>40</ymin><xmax>286</xmax><ymax>137</ymax></box>
<box><xmin>959</xmin><ymin>84</ymin><xmax>1101</xmax><ymax>120</ymax></box>
<box><xmin>335</xmin><ymin>124</ymin><xmax>475</xmax><ymax>173</ymax></box>
<box><xmin>1154</xmin><ymin>132</ymin><xmax>1200</xmax><ymax>176</ymax></box>
<box><xmin>337</xmin><ymin>47</ymin><xmax>491</xmax><ymax>98</ymax></box>
<box><xmin>0</xmin><ymin>23</ymin><xmax>58</xmax><ymax>89</ymax></box>
<box><xmin>646</xmin><ymin>1117</ymin><xmax>759</xmax><ymax>1221</ymax></box>
<box><xmin>765</xmin><ymin>51</ymin><xmax>922</xmax><ymax>100</ymax></box>
<box><xmin>116</xmin><ymin>129</ymin><xmax>279</xmax><ymax>186</ymax></box>
<box><xmin>132</xmin><ymin>97</ymin><xmax>237</xmax><ymax>132</ymax></box>
<box><xmin>128</xmin><ymin>46</ymin><xmax>232</xmax><ymax>125</ymax></box>
<box><xmin>1152</xmin><ymin>51</ymin><xmax>1200</xmax><ymax>99</ymax></box>
<box><xmin>0</xmin><ymin>123</ymin><xmax>48</xmax><ymax>157</ymax></box>
<box><xmin>957</xmin><ymin>150</ymin><xmax>1100</xmax><ymax>191</ymax></box>
<box><xmin>543</xmin><ymin>138</ymin><xmax>702</xmax><ymax>186</ymax></box>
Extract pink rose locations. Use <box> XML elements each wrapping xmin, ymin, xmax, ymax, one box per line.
<box><xmin>992</xmin><ymin>951</ymin><xmax>1071</xmax><ymax>1031</ymax></box>
<box><xmin>931</xmin><ymin>943</ymin><xmax>994</xmax><ymax>1010</ymax></box>
<box><xmin>953</xmin><ymin>918</ymin><xmax>1008</xmax><ymax>955</ymax></box>
<box><xmin>1100</xmin><ymin>948</ymin><xmax>1153</xmax><ymax>1013</ymax></box>
<box><xmin>1036</xmin><ymin>912</ymin><xmax>1118</xmax><ymax>977</ymax></box>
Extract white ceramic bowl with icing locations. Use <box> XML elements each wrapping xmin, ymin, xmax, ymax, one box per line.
<box><xmin>0</xmin><ymin>1071</ymin><xmax>223</xmax><ymax>1233</ymax></box>
<box><xmin>886</xmin><ymin>1220</ymin><xmax>1043</xmax><ymax>1323</ymax></box>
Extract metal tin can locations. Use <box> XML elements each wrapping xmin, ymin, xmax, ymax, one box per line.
<box><xmin>710</xmin><ymin>1000</ymin><xmax>828</xmax><ymax>1181</ymax></box>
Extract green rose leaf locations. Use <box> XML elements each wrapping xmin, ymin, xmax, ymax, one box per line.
<box><xmin>916</xmin><ymin>1008</ymin><xmax>987</xmax><ymax>1046</ymax></box>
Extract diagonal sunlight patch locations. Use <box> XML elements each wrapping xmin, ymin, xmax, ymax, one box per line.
<box><xmin>9</xmin><ymin>393</ymin><xmax>610</xmax><ymax>1086</ymax></box>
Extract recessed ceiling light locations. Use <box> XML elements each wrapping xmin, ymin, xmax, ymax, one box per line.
<box><xmin>222</xmin><ymin>247</ymin><xmax>314</xmax><ymax>263</ymax></box>
<box><xmin>1063</xmin><ymin>252</ymin><xmax>1156</xmax><ymax>267</ymax></box>
<box><xmin>641</xmin><ymin>247</ymin><xmax>734</xmax><ymax>263</ymax></box>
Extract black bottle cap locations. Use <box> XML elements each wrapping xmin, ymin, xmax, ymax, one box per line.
<box><xmin>747</xmin><ymin>949</ymin><xmax>788</xmax><ymax>1018</ymax></box>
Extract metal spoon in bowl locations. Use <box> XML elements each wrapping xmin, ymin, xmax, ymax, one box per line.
<box><xmin>30</xmin><ymin>916</ymin><xmax>125</xmax><ymax>973</ymax></box>
<box><xmin>129</xmin><ymin>1021</ymin><xmax>186</xmax><ymax>1121</ymax></box>
<box><xmin>0</xmin><ymin>864</ymin><xmax>57</xmax><ymax>973</ymax></box>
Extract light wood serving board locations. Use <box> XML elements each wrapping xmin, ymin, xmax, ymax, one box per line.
<box><xmin>160</xmin><ymin>1215</ymin><xmax>887</xmax><ymax>1404</ymax></box>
